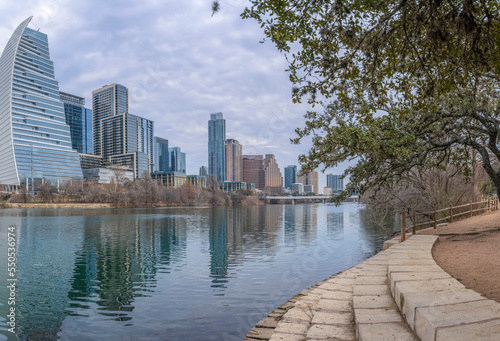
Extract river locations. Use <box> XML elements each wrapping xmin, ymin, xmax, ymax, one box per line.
<box><xmin>0</xmin><ymin>203</ymin><xmax>393</xmax><ymax>341</ymax></box>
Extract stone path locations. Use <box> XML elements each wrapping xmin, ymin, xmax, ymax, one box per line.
<box><xmin>245</xmin><ymin>234</ymin><xmax>500</xmax><ymax>341</ymax></box>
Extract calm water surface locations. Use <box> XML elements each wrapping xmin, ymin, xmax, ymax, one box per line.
<box><xmin>0</xmin><ymin>203</ymin><xmax>392</xmax><ymax>341</ymax></box>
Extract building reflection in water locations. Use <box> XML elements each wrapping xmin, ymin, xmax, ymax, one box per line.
<box><xmin>327</xmin><ymin>211</ymin><xmax>345</xmax><ymax>239</ymax></box>
<box><xmin>208</xmin><ymin>206</ymin><xmax>283</xmax><ymax>295</ymax></box>
<box><xmin>4</xmin><ymin>216</ymin><xmax>84</xmax><ymax>341</ymax></box>
<box><xmin>66</xmin><ymin>213</ymin><xmax>188</xmax><ymax>320</ymax></box>
<box><xmin>283</xmin><ymin>204</ymin><xmax>318</xmax><ymax>245</ymax></box>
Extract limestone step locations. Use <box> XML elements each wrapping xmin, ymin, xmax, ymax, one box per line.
<box><xmin>387</xmin><ymin>234</ymin><xmax>500</xmax><ymax>341</ymax></box>
<box><xmin>247</xmin><ymin>230</ymin><xmax>500</xmax><ymax>341</ymax></box>
<box><xmin>352</xmin><ymin>250</ymin><xmax>419</xmax><ymax>341</ymax></box>
<box><xmin>246</xmin><ymin>264</ymin><xmax>362</xmax><ymax>341</ymax></box>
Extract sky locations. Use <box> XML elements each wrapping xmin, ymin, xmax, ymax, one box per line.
<box><xmin>0</xmin><ymin>0</ymin><xmax>348</xmax><ymax>189</ymax></box>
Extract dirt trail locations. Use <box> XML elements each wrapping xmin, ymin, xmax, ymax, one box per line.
<box><xmin>417</xmin><ymin>210</ymin><xmax>500</xmax><ymax>302</ymax></box>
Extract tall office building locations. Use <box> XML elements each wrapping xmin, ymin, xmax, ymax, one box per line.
<box><xmin>326</xmin><ymin>174</ymin><xmax>344</xmax><ymax>192</ymax></box>
<box><xmin>153</xmin><ymin>137</ymin><xmax>169</xmax><ymax>172</ymax></box>
<box><xmin>0</xmin><ymin>17</ymin><xmax>83</xmax><ymax>190</ymax></box>
<box><xmin>199</xmin><ymin>166</ymin><xmax>208</xmax><ymax>178</ymax></box>
<box><xmin>264</xmin><ymin>154</ymin><xmax>283</xmax><ymax>188</ymax></box>
<box><xmin>208</xmin><ymin>112</ymin><xmax>226</xmax><ymax>183</ymax></box>
<box><xmin>60</xmin><ymin>92</ymin><xmax>92</xmax><ymax>154</ymax></box>
<box><xmin>92</xmin><ymin>83</ymin><xmax>128</xmax><ymax>156</ymax></box>
<box><xmin>284</xmin><ymin>165</ymin><xmax>297</xmax><ymax>189</ymax></box>
<box><xmin>297</xmin><ymin>170</ymin><xmax>319</xmax><ymax>195</ymax></box>
<box><xmin>91</xmin><ymin>83</ymin><xmax>153</xmax><ymax>178</ymax></box>
<box><xmin>225</xmin><ymin>139</ymin><xmax>242</xmax><ymax>182</ymax></box>
<box><xmin>242</xmin><ymin>155</ymin><xmax>265</xmax><ymax>190</ymax></box>
<box><xmin>169</xmin><ymin>147</ymin><xmax>186</xmax><ymax>173</ymax></box>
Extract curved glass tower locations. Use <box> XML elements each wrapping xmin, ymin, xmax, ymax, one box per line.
<box><xmin>0</xmin><ymin>17</ymin><xmax>83</xmax><ymax>190</ymax></box>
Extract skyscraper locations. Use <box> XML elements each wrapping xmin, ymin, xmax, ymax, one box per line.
<box><xmin>208</xmin><ymin>112</ymin><xmax>226</xmax><ymax>183</ymax></box>
<box><xmin>284</xmin><ymin>165</ymin><xmax>297</xmax><ymax>189</ymax></box>
<box><xmin>199</xmin><ymin>166</ymin><xmax>208</xmax><ymax>178</ymax></box>
<box><xmin>101</xmin><ymin>113</ymin><xmax>153</xmax><ymax>157</ymax></box>
<box><xmin>92</xmin><ymin>83</ymin><xmax>128</xmax><ymax>156</ymax></box>
<box><xmin>60</xmin><ymin>92</ymin><xmax>93</xmax><ymax>154</ymax></box>
<box><xmin>91</xmin><ymin>83</ymin><xmax>153</xmax><ymax>178</ymax></box>
<box><xmin>242</xmin><ymin>155</ymin><xmax>265</xmax><ymax>190</ymax></box>
<box><xmin>225</xmin><ymin>139</ymin><xmax>242</xmax><ymax>182</ymax></box>
<box><xmin>326</xmin><ymin>174</ymin><xmax>344</xmax><ymax>192</ymax></box>
<box><xmin>153</xmin><ymin>137</ymin><xmax>169</xmax><ymax>172</ymax></box>
<box><xmin>297</xmin><ymin>170</ymin><xmax>319</xmax><ymax>195</ymax></box>
<box><xmin>169</xmin><ymin>147</ymin><xmax>186</xmax><ymax>173</ymax></box>
<box><xmin>0</xmin><ymin>17</ymin><xmax>83</xmax><ymax>190</ymax></box>
<box><xmin>264</xmin><ymin>154</ymin><xmax>283</xmax><ymax>188</ymax></box>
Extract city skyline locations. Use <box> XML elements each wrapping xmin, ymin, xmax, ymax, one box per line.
<box><xmin>0</xmin><ymin>3</ymin><xmax>349</xmax><ymax>189</ymax></box>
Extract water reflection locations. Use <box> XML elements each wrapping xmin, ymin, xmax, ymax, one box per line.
<box><xmin>0</xmin><ymin>204</ymin><xmax>391</xmax><ymax>341</ymax></box>
<box><xmin>327</xmin><ymin>211</ymin><xmax>344</xmax><ymax>239</ymax></box>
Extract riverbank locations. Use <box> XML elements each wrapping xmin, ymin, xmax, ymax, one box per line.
<box><xmin>3</xmin><ymin>198</ymin><xmax>263</xmax><ymax>209</ymax></box>
<box><xmin>5</xmin><ymin>203</ymin><xmax>114</xmax><ymax>209</ymax></box>
<box><xmin>244</xmin><ymin>209</ymin><xmax>500</xmax><ymax>340</ymax></box>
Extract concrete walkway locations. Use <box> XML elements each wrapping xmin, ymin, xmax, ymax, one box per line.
<box><xmin>244</xmin><ymin>234</ymin><xmax>500</xmax><ymax>341</ymax></box>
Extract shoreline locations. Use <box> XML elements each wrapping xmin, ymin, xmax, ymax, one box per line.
<box><xmin>244</xmin><ymin>209</ymin><xmax>500</xmax><ymax>341</ymax></box>
<box><xmin>2</xmin><ymin>201</ymin><xmax>267</xmax><ymax>209</ymax></box>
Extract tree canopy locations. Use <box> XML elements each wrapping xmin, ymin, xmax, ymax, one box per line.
<box><xmin>226</xmin><ymin>0</ymin><xmax>500</xmax><ymax>202</ymax></box>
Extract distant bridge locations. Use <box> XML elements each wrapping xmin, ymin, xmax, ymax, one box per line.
<box><xmin>263</xmin><ymin>196</ymin><xmax>359</xmax><ymax>204</ymax></box>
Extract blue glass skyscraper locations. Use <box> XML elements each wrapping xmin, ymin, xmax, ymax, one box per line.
<box><xmin>208</xmin><ymin>112</ymin><xmax>226</xmax><ymax>183</ymax></box>
<box><xmin>327</xmin><ymin>174</ymin><xmax>344</xmax><ymax>192</ymax></box>
<box><xmin>169</xmin><ymin>147</ymin><xmax>186</xmax><ymax>174</ymax></box>
<box><xmin>0</xmin><ymin>17</ymin><xmax>83</xmax><ymax>190</ymax></box>
<box><xmin>284</xmin><ymin>165</ymin><xmax>297</xmax><ymax>189</ymax></box>
<box><xmin>153</xmin><ymin>137</ymin><xmax>169</xmax><ymax>172</ymax></box>
<box><xmin>60</xmin><ymin>92</ymin><xmax>92</xmax><ymax>154</ymax></box>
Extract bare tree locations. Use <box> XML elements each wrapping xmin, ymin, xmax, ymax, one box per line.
<box><xmin>179</xmin><ymin>181</ymin><xmax>197</xmax><ymax>205</ymax></box>
<box><xmin>135</xmin><ymin>171</ymin><xmax>159</xmax><ymax>206</ymax></box>
<box><xmin>36</xmin><ymin>180</ymin><xmax>56</xmax><ymax>203</ymax></box>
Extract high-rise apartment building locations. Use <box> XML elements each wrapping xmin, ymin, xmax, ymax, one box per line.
<box><xmin>297</xmin><ymin>170</ymin><xmax>319</xmax><ymax>195</ymax></box>
<box><xmin>225</xmin><ymin>139</ymin><xmax>242</xmax><ymax>182</ymax></box>
<box><xmin>0</xmin><ymin>18</ymin><xmax>83</xmax><ymax>190</ymax></box>
<box><xmin>60</xmin><ymin>92</ymin><xmax>92</xmax><ymax>154</ymax></box>
<box><xmin>242</xmin><ymin>155</ymin><xmax>265</xmax><ymax>190</ymax></box>
<box><xmin>199</xmin><ymin>166</ymin><xmax>208</xmax><ymax>178</ymax></box>
<box><xmin>153</xmin><ymin>137</ymin><xmax>169</xmax><ymax>172</ymax></box>
<box><xmin>92</xmin><ymin>83</ymin><xmax>128</xmax><ymax>157</ymax></box>
<box><xmin>91</xmin><ymin>84</ymin><xmax>153</xmax><ymax>178</ymax></box>
<box><xmin>264</xmin><ymin>154</ymin><xmax>283</xmax><ymax>188</ymax></box>
<box><xmin>100</xmin><ymin>113</ymin><xmax>153</xmax><ymax>171</ymax></box>
<box><xmin>169</xmin><ymin>147</ymin><xmax>186</xmax><ymax>173</ymax></box>
<box><xmin>208</xmin><ymin>112</ymin><xmax>226</xmax><ymax>183</ymax></box>
<box><xmin>326</xmin><ymin>174</ymin><xmax>344</xmax><ymax>192</ymax></box>
<box><xmin>284</xmin><ymin>165</ymin><xmax>297</xmax><ymax>189</ymax></box>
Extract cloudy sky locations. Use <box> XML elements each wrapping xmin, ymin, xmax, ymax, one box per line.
<box><xmin>0</xmin><ymin>0</ymin><xmax>347</xmax><ymax>188</ymax></box>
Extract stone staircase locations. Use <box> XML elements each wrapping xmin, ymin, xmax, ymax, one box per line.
<box><xmin>245</xmin><ymin>234</ymin><xmax>500</xmax><ymax>341</ymax></box>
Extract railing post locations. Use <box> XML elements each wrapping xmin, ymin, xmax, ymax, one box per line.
<box><xmin>470</xmin><ymin>201</ymin><xmax>473</xmax><ymax>218</ymax></box>
<box><xmin>401</xmin><ymin>212</ymin><xmax>406</xmax><ymax>242</ymax></box>
<box><xmin>433</xmin><ymin>210</ymin><xmax>437</xmax><ymax>229</ymax></box>
<box><xmin>412</xmin><ymin>210</ymin><xmax>416</xmax><ymax>235</ymax></box>
<box><xmin>488</xmin><ymin>197</ymin><xmax>491</xmax><ymax>212</ymax></box>
<box><xmin>449</xmin><ymin>205</ymin><xmax>453</xmax><ymax>223</ymax></box>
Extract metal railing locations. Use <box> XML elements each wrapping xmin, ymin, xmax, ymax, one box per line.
<box><xmin>400</xmin><ymin>195</ymin><xmax>499</xmax><ymax>241</ymax></box>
